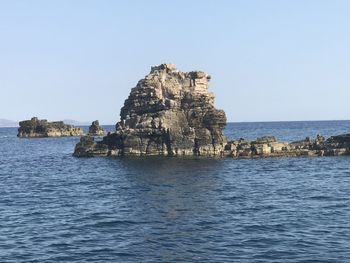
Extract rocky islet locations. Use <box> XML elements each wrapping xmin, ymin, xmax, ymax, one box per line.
<box><xmin>15</xmin><ymin>64</ymin><xmax>349</xmax><ymax>158</ymax></box>
<box><xmin>17</xmin><ymin>117</ymin><xmax>84</xmax><ymax>138</ymax></box>
<box><xmin>74</xmin><ymin>63</ymin><xmax>227</xmax><ymax>157</ymax></box>
<box><xmin>73</xmin><ymin>63</ymin><xmax>350</xmax><ymax>158</ymax></box>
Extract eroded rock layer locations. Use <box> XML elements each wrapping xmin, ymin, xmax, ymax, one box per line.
<box><xmin>74</xmin><ymin>63</ymin><xmax>227</xmax><ymax>157</ymax></box>
<box><xmin>18</xmin><ymin>117</ymin><xmax>84</xmax><ymax>138</ymax></box>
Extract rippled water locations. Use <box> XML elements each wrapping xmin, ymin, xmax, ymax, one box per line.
<box><xmin>1</xmin><ymin>121</ymin><xmax>350</xmax><ymax>262</ymax></box>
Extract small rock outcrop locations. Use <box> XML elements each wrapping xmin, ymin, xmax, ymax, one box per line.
<box><xmin>74</xmin><ymin>63</ymin><xmax>227</xmax><ymax>157</ymax></box>
<box><xmin>18</xmin><ymin>117</ymin><xmax>84</xmax><ymax>138</ymax></box>
<box><xmin>88</xmin><ymin>120</ymin><xmax>105</xmax><ymax>136</ymax></box>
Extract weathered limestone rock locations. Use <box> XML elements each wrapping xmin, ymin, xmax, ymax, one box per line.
<box><xmin>18</xmin><ymin>117</ymin><xmax>84</xmax><ymax>138</ymax></box>
<box><xmin>224</xmin><ymin>133</ymin><xmax>350</xmax><ymax>159</ymax></box>
<box><xmin>88</xmin><ymin>120</ymin><xmax>106</xmax><ymax>136</ymax></box>
<box><xmin>72</xmin><ymin>63</ymin><xmax>350</xmax><ymax>159</ymax></box>
<box><xmin>74</xmin><ymin>63</ymin><xmax>227</xmax><ymax>157</ymax></box>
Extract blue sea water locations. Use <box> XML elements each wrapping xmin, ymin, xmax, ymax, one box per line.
<box><xmin>1</xmin><ymin>121</ymin><xmax>350</xmax><ymax>263</ymax></box>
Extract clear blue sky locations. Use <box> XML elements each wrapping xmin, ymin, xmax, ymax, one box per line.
<box><xmin>1</xmin><ymin>0</ymin><xmax>350</xmax><ymax>124</ymax></box>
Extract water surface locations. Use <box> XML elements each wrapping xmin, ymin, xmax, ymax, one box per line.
<box><xmin>1</xmin><ymin>121</ymin><xmax>350</xmax><ymax>262</ymax></box>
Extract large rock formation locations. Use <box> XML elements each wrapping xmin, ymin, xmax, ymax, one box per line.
<box><xmin>73</xmin><ymin>63</ymin><xmax>350</xmax><ymax>159</ymax></box>
<box><xmin>88</xmin><ymin>120</ymin><xmax>106</xmax><ymax>136</ymax></box>
<box><xmin>18</xmin><ymin>117</ymin><xmax>84</xmax><ymax>138</ymax></box>
<box><xmin>74</xmin><ymin>63</ymin><xmax>227</xmax><ymax>157</ymax></box>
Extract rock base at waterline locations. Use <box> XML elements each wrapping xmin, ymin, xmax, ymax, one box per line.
<box><xmin>74</xmin><ymin>133</ymin><xmax>350</xmax><ymax>158</ymax></box>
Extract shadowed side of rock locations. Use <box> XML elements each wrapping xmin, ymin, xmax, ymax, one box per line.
<box><xmin>74</xmin><ymin>63</ymin><xmax>227</xmax><ymax>157</ymax></box>
<box><xmin>18</xmin><ymin>117</ymin><xmax>84</xmax><ymax>138</ymax></box>
<box><xmin>73</xmin><ymin>136</ymin><xmax>109</xmax><ymax>156</ymax></box>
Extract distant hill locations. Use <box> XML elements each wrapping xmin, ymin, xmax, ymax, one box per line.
<box><xmin>0</xmin><ymin>119</ymin><xmax>18</xmax><ymax>127</ymax></box>
<box><xmin>62</xmin><ymin>119</ymin><xmax>90</xmax><ymax>126</ymax></box>
<box><xmin>0</xmin><ymin>118</ymin><xmax>92</xmax><ymax>127</ymax></box>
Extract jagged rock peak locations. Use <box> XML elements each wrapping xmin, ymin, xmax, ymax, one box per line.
<box><xmin>117</xmin><ymin>63</ymin><xmax>220</xmax><ymax>131</ymax></box>
<box><xmin>74</xmin><ymin>63</ymin><xmax>227</xmax><ymax>157</ymax></box>
<box><xmin>150</xmin><ymin>63</ymin><xmax>177</xmax><ymax>73</ymax></box>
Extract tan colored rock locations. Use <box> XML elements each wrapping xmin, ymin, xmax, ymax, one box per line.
<box><xmin>74</xmin><ymin>63</ymin><xmax>226</xmax><ymax>157</ymax></box>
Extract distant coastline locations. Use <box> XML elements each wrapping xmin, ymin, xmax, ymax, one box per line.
<box><xmin>1</xmin><ymin>119</ymin><xmax>349</xmax><ymax>128</ymax></box>
<box><xmin>0</xmin><ymin>119</ymin><xmax>18</xmax><ymax>127</ymax></box>
<box><xmin>0</xmin><ymin>119</ymin><xmax>91</xmax><ymax>128</ymax></box>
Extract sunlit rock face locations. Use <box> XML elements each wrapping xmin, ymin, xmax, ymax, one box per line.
<box><xmin>74</xmin><ymin>63</ymin><xmax>227</xmax><ymax>157</ymax></box>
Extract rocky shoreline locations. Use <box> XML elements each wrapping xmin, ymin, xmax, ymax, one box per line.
<box><xmin>18</xmin><ymin>117</ymin><xmax>84</xmax><ymax>138</ymax></box>
<box><xmin>74</xmin><ymin>133</ymin><xmax>350</xmax><ymax>158</ymax></box>
<box><xmin>73</xmin><ymin>63</ymin><xmax>350</xmax><ymax>158</ymax></box>
<box><xmin>225</xmin><ymin>134</ymin><xmax>349</xmax><ymax>159</ymax></box>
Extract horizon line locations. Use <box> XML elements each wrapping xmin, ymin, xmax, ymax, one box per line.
<box><xmin>2</xmin><ymin>118</ymin><xmax>350</xmax><ymax>127</ymax></box>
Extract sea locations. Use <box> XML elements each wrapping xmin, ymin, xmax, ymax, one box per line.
<box><xmin>1</xmin><ymin>121</ymin><xmax>350</xmax><ymax>263</ymax></box>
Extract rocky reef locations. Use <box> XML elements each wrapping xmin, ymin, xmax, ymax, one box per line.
<box><xmin>74</xmin><ymin>63</ymin><xmax>226</xmax><ymax>157</ymax></box>
<box><xmin>223</xmin><ymin>134</ymin><xmax>350</xmax><ymax>158</ymax></box>
<box><xmin>88</xmin><ymin>120</ymin><xmax>106</xmax><ymax>136</ymax></box>
<box><xmin>18</xmin><ymin>117</ymin><xmax>84</xmax><ymax>138</ymax></box>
